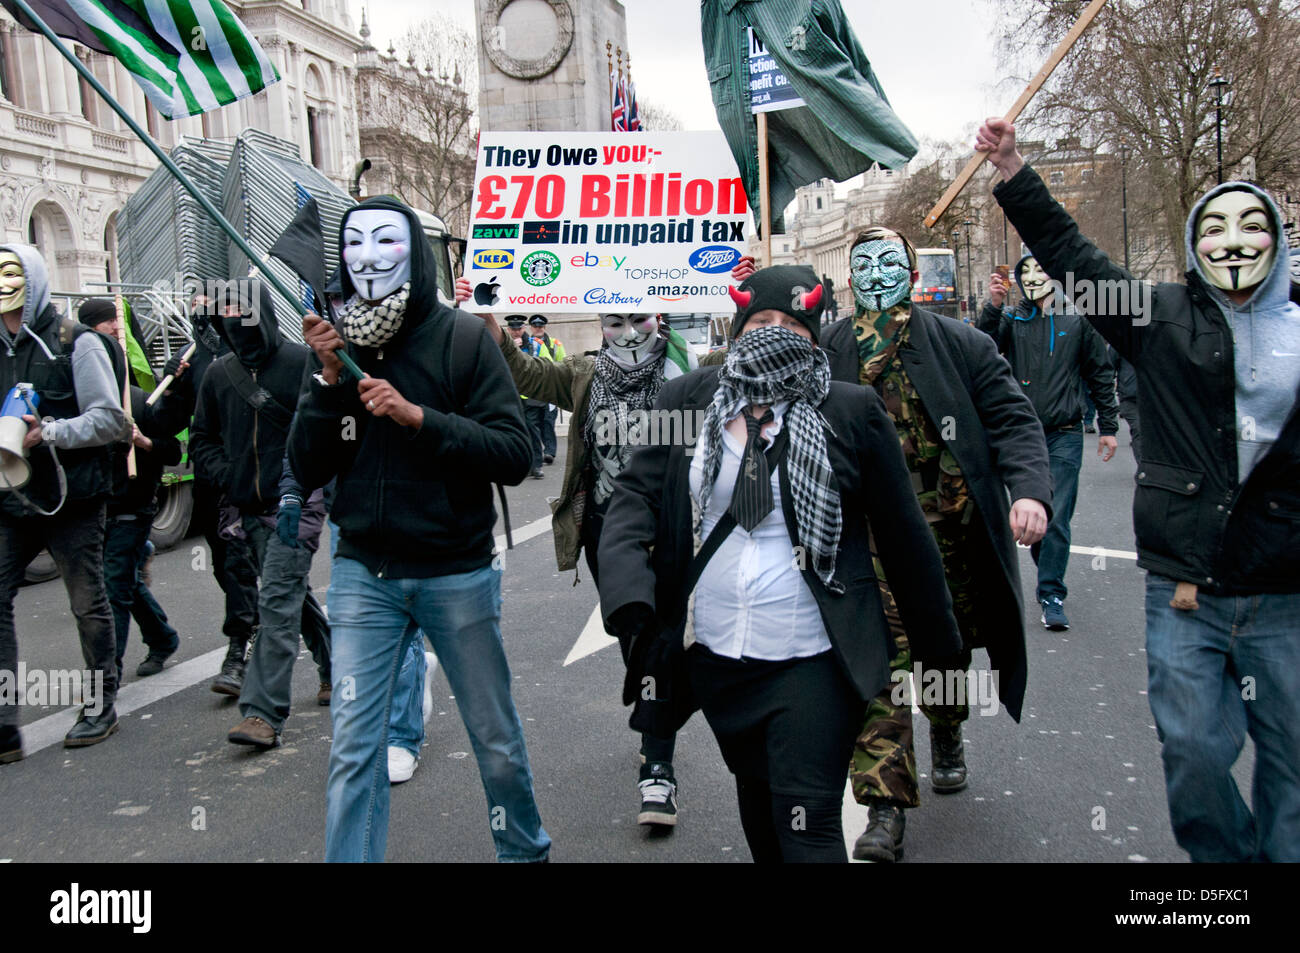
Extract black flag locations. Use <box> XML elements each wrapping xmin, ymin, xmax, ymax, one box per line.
<box><xmin>267</xmin><ymin>195</ymin><xmax>327</xmax><ymax>315</ymax></box>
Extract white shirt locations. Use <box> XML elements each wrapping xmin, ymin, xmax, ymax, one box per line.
<box><xmin>688</xmin><ymin>403</ymin><xmax>833</xmax><ymax>661</ymax></box>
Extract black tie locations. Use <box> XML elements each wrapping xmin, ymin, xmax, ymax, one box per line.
<box><xmin>728</xmin><ymin>408</ymin><xmax>776</xmax><ymax>532</ymax></box>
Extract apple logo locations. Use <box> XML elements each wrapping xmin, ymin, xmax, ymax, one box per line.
<box><xmin>474</xmin><ymin>276</ymin><xmax>501</xmax><ymax>307</ymax></box>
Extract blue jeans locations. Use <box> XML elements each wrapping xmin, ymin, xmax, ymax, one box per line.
<box><xmin>323</xmin><ymin>557</ymin><xmax>550</xmax><ymax>862</ymax></box>
<box><xmin>1031</xmin><ymin>428</ymin><xmax>1082</xmax><ymax>603</ymax></box>
<box><xmin>1145</xmin><ymin>575</ymin><xmax>1300</xmax><ymax>862</ymax></box>
<box><xmin>327</xmin><ymin>520</ymin><xmax>424</xmax><ymax>748</ymax></box>
<box><xmin>388</xmin><ymin>640</ymin><xmax>427</xmax><ymax>756</ymax></box>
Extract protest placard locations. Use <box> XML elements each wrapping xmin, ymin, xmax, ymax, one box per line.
<box><xmin>464</xmin><ymin>131</ymin><xmax>749</xmax><ymax>314</ymax></box>
<box><xmin>747</xmin><ymin>27</ymin><xmax>806</xmax><ymax>114</ymax></box>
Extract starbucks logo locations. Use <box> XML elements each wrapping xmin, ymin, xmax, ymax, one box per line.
<box><xmin>521</xmin><ymin>251</ymin><xmax>561</xmax><ymax>287</ymax></box>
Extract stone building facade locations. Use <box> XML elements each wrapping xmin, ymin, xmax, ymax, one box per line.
<box><xmin>0</xmin><ymin>0</ymin><xmax>480</xmax><ymax>296</ymax></box>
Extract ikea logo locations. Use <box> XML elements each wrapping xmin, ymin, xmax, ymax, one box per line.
<box><xmin>472</xmin><ymin>249</ymin><xmax>515</xmax><ymax>269</ymax></box>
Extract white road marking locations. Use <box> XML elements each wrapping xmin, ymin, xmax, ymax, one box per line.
<box><xmin>1069</xmin><ymin>545</ymin><xmax>1138</xmax><ymax>560</ymax></box>
<box><xmin>16</xmin><ymin>516</ymin><xmax>562</xmax><ymax>758</ymax></box>
<box><xmin>563</xmin><ymin>604</ymin><xmax>616</xmax><ymax>666</ymax></box>
<box><xmin>495</xmin><ymin>513</ymin><xmax>554</xmax><ymax>553</ymax></box>
<box><xmin>18</xmin><ymin>647</ymin><xmax>226</xmax><ymax>758</ymax></box>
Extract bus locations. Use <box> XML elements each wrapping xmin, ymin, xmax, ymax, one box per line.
<box><xmin>913</xmin><ymin>248</ymin><xmax>960</xmax><ymax>319</ymax></box>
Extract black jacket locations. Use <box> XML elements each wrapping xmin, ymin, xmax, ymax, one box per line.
<box><xmin>821</xmin><ymin>308</ymin><xmax>1053</xmax><ymax>719</ymax></box>
<box><xmin>597</xmin><ymin>365</ymin><xmax>963</xmax><ymax>735</ymax></box>
<box><xmin>995</xmin><ymin>165</ymin><xmax>1300</xmax><ymax>594</ymax></box>
<box><xmin>289</xmin><ymin>196</ymin><xmax>532</xmax><ymax>578</ymax></box>
<box><xmin>189</xmin><ymin>294</ymin><xmax>308</xmax><ymax>514</ymax></box>
<box><xmin>976</xmin><ymin>289</ymin><xmax>1119</xmax><ymax>434</ymax></box>
<box><xmin>108</xmin><ymin>385</ymin><xmax>186</xmax><ymax>518</ymax></box>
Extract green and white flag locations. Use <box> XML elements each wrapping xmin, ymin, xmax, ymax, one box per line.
<box><xmin>1</xmin><ymin>0</ymin><xmax>280</xmax><ymax>118</ymax></box>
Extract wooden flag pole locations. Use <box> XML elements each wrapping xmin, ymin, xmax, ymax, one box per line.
<box><xmin>923</xmin><ymin>0</ymin><xmax>1109</xmax><ymax>228</ymax></box>
<box><xmin>113</xmin><ymin>295</ymin><xmax>137</xmax><ymax>479</ymax></box>
<box><xmin>145</xmin><ymin>341</ymin><xmax>197</xmax><ymax>407</ymax></box>
<box><xmin>757</xmin><ymin>112</ymin><xmax>772</xmax><ymax>265</ymax></box>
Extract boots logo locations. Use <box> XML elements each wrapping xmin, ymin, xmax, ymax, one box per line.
<box><xmin>521</xmin><ymin>251</ymin><xmax>561</xmax><ymax>287</ymax></box>
<box><xmin>688</xmin><ymin>245</ymin><xmax>740</xmax><ymax>274</ymax></box>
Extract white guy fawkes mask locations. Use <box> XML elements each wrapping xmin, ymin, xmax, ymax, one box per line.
<box><xmin>343</xmin><ymin>209</ymin><xmax>412</xmax><ymax>302</ymax></box>
<box><xmin>601</xmin><ymin>313</ymin><xmax>662</xmax><ymax>365</ymax></box>
<box><xmin>1018</xmin><ymin>257</ymin><xmax>1052</xmax><ymax>303</ymax></box>
<box><xmin>0</xmin><ymin>251</ymin><xmax>24</xmax><ymax>315</ymax></box>
<box><xmin>1195</xmin><ymin>190</ymin><xmax>1276</xmax><ymax>293</ymax></box>
<box><xmin>850</xmin><ymin>238</ymin><xmax>912</xmax><ymax>313</ymax></box>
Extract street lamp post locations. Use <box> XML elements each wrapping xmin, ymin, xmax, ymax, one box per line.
<box><xmin>1121</xmin><ymin>144</ymin><xmax>1130</xmax><ymax>270</ymax></box>
<box><xmin>950</xmin><ymin>230</ymin><xmax>961</xmax><ymax>310</ymax></box>
<box><xmin>963</xmin><ymin>219</ymin><xmax>975</xmax><ymax>313</ymax></box>
<box><xmin>1209</xmin><ymin>68</ymin><xmax>1229</xmax><ymax>184</ymax></box>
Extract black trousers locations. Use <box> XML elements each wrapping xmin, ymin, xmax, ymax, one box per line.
<box><xmin>688</xmin><ymin>646</ymin><xmax>864</xmax><ymax>863</ymax></box>
<box><xmin>0</xmin><ymin>499</ymin><xmax>118</xmax><ymax>726</ymax></box>
<box><xmin>193</xmin><ymin>480</ymin><xmax>258</xmax><ymax>643</ymax></box>
<box><xmin>523</xmin><ymin>402</ymin><xmax>547</xmax><ymax>471</ymax></box>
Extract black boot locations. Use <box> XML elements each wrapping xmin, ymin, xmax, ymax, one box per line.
<box><xmin>930</xmin><ymin>723</ymin><xmax>968</xmax><ymax>793</ymax></box>
<box><xmin>852</xmin><ymin>799</ymin><xmax>905</xmax><ymax>862</ymax></box>
<box><xmin>211</xmin><ymin>637</ymin><xmax>248</xmax><ymax>697</ymax></box>
<box><xmin>64</xmin><ymin>706</ymin><xmax>119</xmax><ymax>748</ymax></box>
<box><xmin>0</xmin><ymin>724</ymin><xmax>22</xmax><ymax>764</ymax></box>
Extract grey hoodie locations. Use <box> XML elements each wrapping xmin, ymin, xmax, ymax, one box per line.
<box><xmin>1185</xmin><ymin>185</ymin><xmax>1300</xmax><ymax>480</ymax></box>
<box><xmin>0</xmin><ymin>243</ymin><xmax>125</xmax><ymax>451</ymax></box>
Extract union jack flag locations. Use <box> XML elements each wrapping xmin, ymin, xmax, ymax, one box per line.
<box><xmin>625</xmin><ymin>76</ymin><xmax>640</xmax><ymax>131</ymax></box>
<box><xmin>611</xmin><ymin>70</ymin><xmax>625</xmax><ymax>131</ymax></box>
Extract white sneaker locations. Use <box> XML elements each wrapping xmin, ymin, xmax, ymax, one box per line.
<box><xmin>422</xmin><ymin>652</ymin><xmax>438</xmax><ymax>724</ymax></box>
<box><xmin>388</xmin><ymin>745</ymin><xmax>419</xmax><ymax>784</ymax></box>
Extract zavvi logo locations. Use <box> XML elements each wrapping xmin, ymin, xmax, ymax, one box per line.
<box><xmin>472</xmin><ymin>223</ymin><xmax>519</xmax><ymax>240</ymax></box>
<box><xmin>472</xmin><ymin>249</ymin><xmax>515</xmax><ymax>269</ymax></box>
<box><xmin>688</xmin><ymin>245</ymin><xmax>741</xmax><ymax>274</ymax></box>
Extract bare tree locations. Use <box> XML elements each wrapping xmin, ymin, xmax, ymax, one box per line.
<box><xmin>990</xmin><ymin>0</ymin><xmax>1300</xmax><ymax>269</ymax></box>
<box><xmin>637</xmin><ymin>98</ymin><xmax>683</xmax><ymax>131</ymax></box>
<box><xmin>880</xmin><ymin>139</ymin><xmax>984</xmax><ymax>241</ymax></box>
<box><xmin>360</xmin><ymin>15</ymin><xmax>479</xmax><ymax>236</ymax></box>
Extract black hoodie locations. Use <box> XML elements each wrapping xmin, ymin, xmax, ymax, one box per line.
<box><xmin>289</xmin><ymin>196</ymin><xmax>532</xmax><ymax>578</ymax></box>
<box><xmin>190</xmin><ymin>281</ymin><xmax>310</xmax><ymax>512</ymax></box>
<box><xmin>976</xmin><ymin>254</ymin><xmax>1119</xmax><ymax>434</ymax></box>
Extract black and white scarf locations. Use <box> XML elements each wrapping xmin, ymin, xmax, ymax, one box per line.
<box><xmin>584</xmin><ymin>347</ymin><xmax>669</xmax><ymax>504</ymax></box>
<box><xmin>696</xmin><ymin>325</ymin><xmax>842</xmax><ymax>590</ymax></box>
<box><xmin>340</xmin><ymin>282</ymin><xmax>411</xmax><ymax>348</ymax></box>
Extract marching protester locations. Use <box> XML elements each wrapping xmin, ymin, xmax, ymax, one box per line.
<box><xmin>77</xmin><ymin>299</ymin><xmax>187</xmax><ymax>681</ymax></box>
<box><xmin>291</xmin><ymin>196</ymin><xmax>549</xmax><ymax>862</ymax></box>
<box><xmin>597</xmin><ymin>264</ymin><xmax>963</xmax><ymax>862</ymax></box>
<box><xmin>505</xmin><ymin>316</ymin><xmax>548</xmax><ymax>479</ymax></box>
<box><xmin>0</xmin><ymin>244</ymin><xmax>127</xmax><ymax>758</ymax></box>
<box><xmin>176</xmin><ymin>295</ymin><xmax>264</xmax><ymax>698</ymax></box>
<box><xmin>527</xmin><ymin>315</ymin><xmax>564</xmax><ymax>463</ymax></box>
<box><xmin>978</xmin><ymin>255</ymin><xmax>1119</xmax><ymax>631</ymax></box>
<box><xmin>455</xmin><ymin>276</ymin><xmax>697</xmax><ymax>827</ymax></box>
<box><xmin>978</xmin><ymin>116</ymin><xmax>1300</xmax><ymax>862</ymax></box>
<box><xmin>734</xmin><ymin>240</ymin><xmax>1051</xmax><ymax>862</ymax></box>
<box><xmin>188</xmin><ymin>280</ymin><xmax>332</xmax><ymax>748</ymax></box>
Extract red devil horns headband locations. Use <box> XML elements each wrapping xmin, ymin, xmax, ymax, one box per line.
<box><xmin>801</xmin><ymin>284</ymin><xmax>823</xmax><ymax>312</ymax></box>
<box><xmin>728</xmin><ymin>286</ymin><xmax>753</xmax><ymax>308</ymax></box>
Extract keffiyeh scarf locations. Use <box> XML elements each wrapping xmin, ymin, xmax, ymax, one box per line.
<box><xmin>340</xmin><ymin>282</ymin><xmax>411</xmax><ymax>348</ymax></box>
<box><xmin>696</xmin><ymin>325</ymin><xmax>842</xmax><ymax>590</ymax></box>
<box><xmin>584</xmin><ymin>346</ymin><xmax>670</xmax><ymax>504</ymax></box>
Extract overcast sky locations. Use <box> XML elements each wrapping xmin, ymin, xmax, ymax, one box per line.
<box><xmin>356</xmin><ymin>0</ymin><xmax>1008</xmax><ymax>148</ymax></box>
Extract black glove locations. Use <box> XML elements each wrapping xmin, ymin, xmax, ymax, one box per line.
<box><xmin>162</xmin><ymin>352</ymin><xmax>187</xmax><ymax>380</ymax></box>
<box><xmin>606</xmin><ymin>602</ymin><xmax>658</xmax><ymax>706</ymax></box>
<box><xmin>277</xmin><ymin>494</ymin><xmax>302</xmax><ymax>549</ymax></box>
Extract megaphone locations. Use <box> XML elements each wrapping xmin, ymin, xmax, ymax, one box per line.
<box><xmin>0</xmin><ymin>383</ymin><xmax>38</xmax><ymax>490</ymax></box>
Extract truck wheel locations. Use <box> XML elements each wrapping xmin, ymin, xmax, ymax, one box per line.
<box><xmin>151</xmin><ymin>481</ymin><xmax>193</xmax><ymax>551</ymax></box>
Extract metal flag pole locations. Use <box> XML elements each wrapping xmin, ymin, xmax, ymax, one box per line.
<box><xmin>9</xmin><ymin>0</ymin><xmax>367</xmax><ymax>381</ymax></box>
